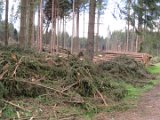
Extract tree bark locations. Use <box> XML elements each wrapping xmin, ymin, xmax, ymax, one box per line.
<box><xmin>28</xmin><ymin>0</ymin><xmax>34</xmax><ymax>48</ymax></box>
<box><xmin>64</xmin><ymin>17</ymin><xmax>66</xmax><ymax>49</ymax></box>
<box><xmin>83</xmin><ymin>9</ymin><xmax>85</xmax><ymax>40</ymax></box>
<box><xmin>95</xmin><ymin>10</ymin><xmax>100</xmax><ymax>53</ymax></box>
<box><xmin>71</xmin><ymin>0</ymin><xmax>75</xmax><ymax>54</ymax></box>
<box><xmin>5</xmin><ymin>0</ymin><xmax>9</xmax><ymax>46</ymax></box>
<box><xmin>87</xmin><ymin>0</ymin><xmax>96</xmax><ymax>61</ymax></box>
<box><xmin>76</xmin><ymin>7</ymin><xmax>80</xmax><ymax>53</ymax></box>
<box><xmin>137</xmin><ymin>0</ymin><xmax>143</xmax><ymax>52</ymax></box>
<box><xmin>19</xmin><ymin>0</ymin><xmax>27</xmax><ymax>48</ymax></box>
<box><xmin>37</xmin><ymin>0</ymin><xmax>43</xmax><ymax>52</ymax></box>
<box><xmin>62</xmin><ymin>17</ymin><xmax>65</xmax><ymax>48</ymax></box>
<box><xmin>50</xmin><ymin>0</ymin><xmax>56</xmax><ymax>54</ymax></box>
<box><xmin>126</xmin><ymin>0</ymin><xmax>131</xmax><ymax>51</ymax></box>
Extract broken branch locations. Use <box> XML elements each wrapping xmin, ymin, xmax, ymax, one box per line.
<box><xmin>3</xmin><ymin>100</ymin><xmax>30</xmax><ymax>112</ymax></box>
<box><xmin>12</xmin><ymin>56</ymin><xmax>24</xmax><ymax>77</ymax></box>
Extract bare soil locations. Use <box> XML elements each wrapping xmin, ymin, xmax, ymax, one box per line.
<box><xmin>94</xmin><ymin>84</ymin><xmax>160</xmax><ymax>120</ymax></box>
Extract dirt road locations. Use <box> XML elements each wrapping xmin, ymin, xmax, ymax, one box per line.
<box><xmin>95</xmin><ymin>84</ymin><xmax>160</xmax><ymax>120</ymax></box>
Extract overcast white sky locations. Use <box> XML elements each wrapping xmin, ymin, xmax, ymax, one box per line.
<box><xmin>66</xmin><ymin>0</ymin><xmax>126</xmax><ymax>37</ymax></box>
<box><xmin>5</xmin><ymin>0</ymin><xmax>126</xmax><ymax>38</ymax></box>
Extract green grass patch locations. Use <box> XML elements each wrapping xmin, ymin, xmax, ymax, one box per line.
<box><xmin>105</xmin><ymin>63</ymin><xmax>160</xmax><ymax>114</ymax></box>
<box><xmin>104</xmin><ymin>79</ymin><xmax>160</xmax><ymax>113</ymax></box>
<box><xmin>125</xmin><ymin>79</ymin><xmax>160</xmax><ymax>101</ymax></box>
<box><xmin>147</xmin><ymin>63</ymin><xmax>160</xmax><ymax>74</ymax></box>
<box><xmin>1</xmin><ymin>105</ymin><xmax>16</xmax><ymax>119</ymax></box>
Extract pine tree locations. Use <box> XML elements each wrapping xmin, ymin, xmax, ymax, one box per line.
<box><xmin>87</xmin><ymin>0</ymin><xmax>96</xmax><ymax>61</ymax></box>
<box><xmin>19</xmin><ymin>0</ymin><xmax>28</xmax><ymax>48</ymax></box>
<box><xmin>5</xmin><ymin>0</ymin><xmax>9</xmax><ymax>46</ymax></box>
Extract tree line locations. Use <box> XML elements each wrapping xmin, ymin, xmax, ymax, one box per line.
<box><xmin>2</xmin><ymin>0</ymin><xmax>160</xmax><ymax>61</ymax></box>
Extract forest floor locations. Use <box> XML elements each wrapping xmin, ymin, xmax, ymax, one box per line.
<box><xmin>95</xmin><ymin>83</ymin><xmax>160</xmax><ymax>120</ymax></box>
<box><xmin>94</xmin><ymin>67</ymin><xmax>160</xmax><ymax>120</ymax></box>
<box><xmin>0</xmin><ymin>46</ymin><xmax>159</xmax><ymax>120</ymax></box>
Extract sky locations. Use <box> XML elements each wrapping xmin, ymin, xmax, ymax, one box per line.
<box><xmin>4</xmin><ymin>0</ymin><xmax>126</xmax><ymax>38</ymax></box>
<box><xmin>66</xmin><ymin>0</ymin><xmax>126</xmax><ymax>37</ymax></box>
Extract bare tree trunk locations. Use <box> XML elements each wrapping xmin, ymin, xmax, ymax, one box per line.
<box><xmin>126</xmin><ymin>0</ymin><xmax>131</xmax><ymax>51</ymax></box>
<box><xmin>71</xmin><ymin>0</ymin><xmax>75</xmax><ymax>54</ymax></box>
<box><xmin>64</xmin><ymin>17</ymin><xmax>66</xmax><ymax>49</ymax></box>
<box><xmin>50</xmin><ymin>0</ymin><xmax>56</xmax><ymax>54</ymax></box>
<box><xmin>137</xmin><ymin>0</ymin><xmax>143</xmax><ymax>52</ymax></box>
<box><xmin>135</xmin><ymin>35</ymin><xmax>138</xmax><ymax>52</ymax></box>
<box><xmin>32</xmin><ymin>12</ymin><xmax>35</xmax><ymax>47</ymax></box>
<box><xmin>25</xmin><ymin>0</ymin><xmax>29</xmax><ymax>48</ymax></box>
<box><xmin>62</xmin><ymin>17</ymin><xmax>65</xmax><ymax>48</ymax></box>
<box><xmin>59</xmin><ymin>18</ymin><xmax>62</xmax><ymax>49</ymax></box>
<box><xmin>5</xmin><ymin>0</ymin><xmax>9</xmax><ymax>46</ymax></box>
<box><xmin>19</xmin><ymin>0</ymin><xmax>27</xmax><ymax>48</ymax></box>
<box><xmin>76</xmin><ymin>7</ymin><xmax>80</xmax><ymax>53</ymax></box>
<box><xmin>37</xmin><ymin>0</ymin><xmax>42</xmax><ymax>52</ymax></box>
<box><xmin>56</xmin><ymin>17</ymin><xmax>59</xmax><ymax>53</ymax></box>
<box><xmin>87</xmin><ymin>0</ymin><xmax>96</xmax><ymax>61</ymax></box>
<box><xmin>83</xmin><ymin>9</ymin><xmax>85</xmax><ymax>40</ymax></box>
<box><xmin>95</xmin><ymin>11</ymin><xmax>100</xmax><ymax>53</ymax></box>
<box><xmin>28</xmin><ymin>0</ymin><xmax>34</xmax><ymax>48</ymax></box>
<box><xmin>37</xmin><ymin>2</ymin><xmax>40</xmax><ymax>50</ymax></box>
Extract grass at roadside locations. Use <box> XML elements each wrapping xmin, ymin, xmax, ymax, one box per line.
<box><xmin>125</xmin><ymin>63</ymin><xmax>160</xmax><ymax>100</ymax></box>
<box><xmin>75</xmin><ymin>63</ymin><xmax>160</xmax><ymax>120</ymax></box>
<box><xmin>147</xmin><ymin>63</ymin><xmax>160</xmax><ymax>74</ymax></box>
<box><xmin>105</xmin><ymin>63</ymin><xmax>160</xmax><ymax>113</ymax></box>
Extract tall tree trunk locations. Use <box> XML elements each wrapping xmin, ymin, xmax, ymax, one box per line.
<box><xmin>19</xmin><ymin>0</ymin><xmax>27</xmax><ymax>48</ymax></box>
<box><xmin>28</xmin><ymin>0</ymin><xmax>34</xmax><ymax>48</ymax></box>
<box><xmin>56</xmin><ymin>17</ymin><xmax>59</xmax><ymax>53</ymax></box>
<box><xmin>25</xmin><ymin>0</ymin><xmax>29</xmax><ymax>48</ymax></box>
<box><xmin>87</xmin><ymin>0</ymin><xmax>96</xmax><ymax>61</ymax></box>
<box><xmin>71</xmin><ymin>0</ymin><xmax>75</xmax><ymax>54</ymax></box>
<box><xmin>38</xmin><ymin>0</ymin><xmax>43</xmax><ymax>52</ymax></box>
<box><xmin>76</xmin><ymin>7</ymin><xmax>80</xmax><ymax>53</ymax></box>
<box><xmin>137</xmin><ymin>0</ymin><xmax>143</xmax><ymax>52</ymax></box>
<box><xmin>126</xmin><ymin>0</ymin><xmax>131</xmax><ymax>51</ymax></box>
<box><xmin>5</xmin><ymin>0</ymin><xmax>9</xmax><ymax>46</ymax></box>
<box><xmin>37</xmin><ymin>0</ymin><xmax>43</xmax><ymax>52</ymax></box>
<box><xmin>64</xmin><ymin>16</ymin><xmax>66</xmax><ymax>49</ymax></box>
<box><xmin>95</xmin><ymin>10</ymin><xmax>100</xmax><ymax>53</ymax></box>
<box><xmin>37</xmin><ymin>2</ymin><xmax>40</xmax><ymax>50</ymax></box>
<box><xmin>83</xmin><ymin>8</ymin><xmax>85</xmax><ymax>40</ymax></box>
<box><xmin>50</xmin><ymin>0</ymin><xmax>56</xmax><ymax>54</ymax></box>
<box><xmin>62</xmin><ymin>17</ymin><xmax>65</xmax><ymax>48</ymax></box>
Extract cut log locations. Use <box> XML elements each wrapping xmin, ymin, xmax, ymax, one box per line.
<box><xmin>93</xmin><ymin>51</ymin><xmax>152</xmax><ymax>65</ymax></box>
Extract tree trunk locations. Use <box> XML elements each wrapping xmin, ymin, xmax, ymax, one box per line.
<box><xmin>64</xmin><ymin>17</ymin><xmax>67</xmax><ymax>49</ymax></box>
<box><xmin>75</xmin><ymin>6</ymin><xmax>80</xmax><ymax>53</ymax></box>
<box><xmin>50</xmin><ymin>0</ymin><xmax>56</xmax><ymax>54</ymax></box>
<box><xmin>71</xmin><ymin>0</ymin><xmax>75</xmax><ymax>54</ymax></box>
<box><xmin>83</xmin><ymin>9</ymin><xmax>85</xmax><ymax>40</ymax></box>
<box><xmin>55</xmin><ymin>17</ymin><xmax>58</xmax><ymax>53</ymax></box>
<box><xmin>87</xmin><ymin>0</ymin><xmax>96</xmax><ymax>61</ymax></box>
<box><xmin>5</xmin><ymin>0</ymin><xmax>9</xmax><ymax>46</ymax></box>
<box><xmin>126</xmin><ymin>0</ymin><xmax>131</xmax><ymax>51</ymax></box>
<box><xmin>137</xmin><ymin>0</ymin><xmax>143</xmax><ymax>52</ymax></box>
<box><xmin>37</xmin><ymin>0</ymin><xmax>43</xmax><ymax>52</ymax></box>
<box><xmin>62</xmin><ymin>17</ymin><xmax>65</xmax><ymax>48</ymax></box>
<box><xmin>28</xmin><ymin>0</ymin><xmax>34</xmax><ymax>48</ymax></box>
<box><xmin>95</xmin><ymin>10</ymin><xmax>100</xmax><ymax>53</ymax></box>
<box><xmin>19</xmin><ymin>0</ymin><xmax>27</xmax><ymax>48</ymax></box>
